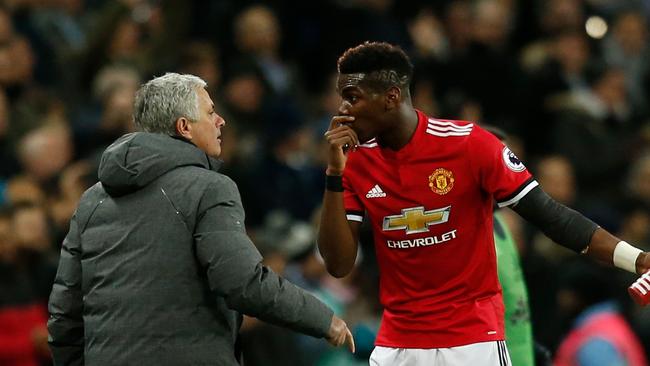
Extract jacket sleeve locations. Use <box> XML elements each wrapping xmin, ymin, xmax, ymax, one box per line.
<box><xmin>194</xmin><ymin>176</ymin><xmax>333</xmax><ymax>338</ymax></box>
<box><xmin>48</xmin><ymin>212</ymin><xmax>84</xmax><ymax>366</ymax></box>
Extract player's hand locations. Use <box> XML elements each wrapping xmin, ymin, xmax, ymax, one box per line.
<box><xmin>324</xmin><ymin>115</ymin><xmax>359</xmax><ymax>175</ymax></box>
<box><xmin>326</xmin><ymin>315</ymin><xmax>355</xmax><ymax>353</ymax></box>
<box><xmin>636</xmin><ymin>252</ymin><xmax>650</xmax><ymax>274</ymax></box>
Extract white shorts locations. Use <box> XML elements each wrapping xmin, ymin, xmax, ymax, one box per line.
<box><xmin>369</xmin><ymin>340</ymin><xmax>511</xmax><ymax>366</ymax></box>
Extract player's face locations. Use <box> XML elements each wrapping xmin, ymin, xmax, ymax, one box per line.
<box><xmin>337</xmin><ymin>76</ymin><xmax>388</xmax><ymax>143</ymax></box>
<box><xmin>189</xmin><ymin>88</ymin><xmax>226</xmax><ymax>158</ymax></box>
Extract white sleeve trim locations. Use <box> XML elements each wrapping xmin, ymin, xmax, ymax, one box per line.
<box><xmin>497</xmin><ymin>180</ymin><xmax>539</xmax><ymax>208</ymax></box>
<box><xmin>346</xmin><ymin>214</ymin><xmax>363</xmax><ymax>222</ymax></box>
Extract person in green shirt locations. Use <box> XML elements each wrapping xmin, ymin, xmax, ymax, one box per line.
<box><xmin>494</xmin><ymin>210</ymin><xmax>535</xmax><ymax>365</ymax></box>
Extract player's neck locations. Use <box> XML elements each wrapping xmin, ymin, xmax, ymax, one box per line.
<box><xmin>377</xmin><ymin>106</ymin><xmax>418</xmax><ymax>151</ymax></box>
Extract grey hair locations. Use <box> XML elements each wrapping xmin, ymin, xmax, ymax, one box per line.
<box><xmin>133</xmin><ymin>72</ymin><xmax>207</xmax><ymax>135</ymax></box>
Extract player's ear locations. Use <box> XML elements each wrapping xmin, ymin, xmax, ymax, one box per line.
<box><xmin>175</xmin><ymin>117</ymin><xmax>193</xmax><ymax>140</ymax></box>
<box><xmin>385</xmin><ymin>86</ymin><xmax>401</xmax><ymax>110</ymax></box>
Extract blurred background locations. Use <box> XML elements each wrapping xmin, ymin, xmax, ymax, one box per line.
<box><xmin>0</xmin><ymin>0</ymin><xmax>649</xmax><ymax>365</ymax></box>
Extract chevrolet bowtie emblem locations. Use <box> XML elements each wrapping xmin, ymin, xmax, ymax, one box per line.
<box><xmin>382</xmin><ymin>206</ymin><xmax>451</xmax><ymax>234</ymax></box>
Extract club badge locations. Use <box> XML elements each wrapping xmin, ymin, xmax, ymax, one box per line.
<box><xmin>429</xmin><ymin>168</ymin><xmax>454</xmax><ymax>195</ymax></box>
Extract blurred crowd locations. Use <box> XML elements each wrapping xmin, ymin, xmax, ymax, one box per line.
<box><xmin>0</xmin><ymin>0</ymin><xmax>649</xmax><ymax>365</ymax></box>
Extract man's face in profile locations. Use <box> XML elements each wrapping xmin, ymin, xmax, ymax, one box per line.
<box><xmin>189</xmin><ymin>88</ymin><xmax>226</xmax><ymax>158</ymax></box>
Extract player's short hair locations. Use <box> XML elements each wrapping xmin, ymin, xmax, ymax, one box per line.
<box><xmin>337</xmin><ymin>42</ymin><xmax>413</xmax><ymax>91</ymax></box>
<box><xmin>133</xmin><ymin>72</ymin><xmax>207</xmax><ymax>135</ymax></box>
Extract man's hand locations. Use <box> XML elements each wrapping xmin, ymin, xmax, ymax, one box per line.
<box><xmin>636</xmin><ymin>252</ymin><xmax>650</xmax><ymax>275</ymax></box>
<box><xmin>326</xmin><ymin>315</ymin><xmax>355</xmax><ymax>353</ymax></box>
<box><xmin>324</xmin><ymin>116</ymin><xmax>359</xmax><ymax>175</ymax></box>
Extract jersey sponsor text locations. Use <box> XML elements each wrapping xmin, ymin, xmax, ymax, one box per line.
<box><xmin>387</xmin><ymin>229</ymin><xmax>457</xmax><ymax>249</ymax></box>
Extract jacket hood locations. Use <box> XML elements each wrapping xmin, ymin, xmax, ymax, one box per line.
<box><xmin>98</xmin><ymin>133</ymin><xmax>221</xmax><ymax>196</ymax></box>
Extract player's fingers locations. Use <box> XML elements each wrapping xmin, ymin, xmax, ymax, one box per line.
<box><xmin>333</xmin><ymin>126</ymin><xmax>359</xmax><ymax>148</ymax></box>
<box><xmin>328</xmin><ymin>115</ymin><xmax>355</xmax><ymax>130</ymax></box>
<box><xmin>324</xmin><ymin>125</ymin><xmax>354</xmax><ymax>139</ymax></box>
<box><xmin>326</xmin><ymin>133</ymin><xmax>357</xmax><ymax>149</ymax></box>
<box><xmin>350</xmin><ymin>128</ymin><xmax>359</xmax><ymax>148</ymax></box>
<box><xmin>326</xmin><ymin>128</ymin><xmax>359</xmax><ymax>147</ymax></box>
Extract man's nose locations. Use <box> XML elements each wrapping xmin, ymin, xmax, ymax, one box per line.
<box><xmin>338</xmin><ymin>102</ymin><xmax>350</xmax><ymax>115</ymax></box>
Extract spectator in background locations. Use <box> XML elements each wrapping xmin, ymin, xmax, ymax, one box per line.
<box><xmin>627</xmin><ymin>152</ymin><xmax>650</xmax><ymax>207</ymax></box>
<box><xmin>0</xmin><ymin>88</ymin><xmax>20</xmax><ymax>181</ymax></box>
<box><xmin>519</xmin><ymin>30</ymin><xmax>593</xmax><ymax>155</ymax></box>
<box><xmin>71</xmin><ymin>64</ymin><xmax>140</xmax><ymax>157</ymax></box>
<box><xmin>443</xmin><ymin>0</ymin><xmax>473</xmax><ymax>56</ymax></box>
<box><xmin>16</xmin><ymin>123</ymin><xmax>73</xmax><ymax>193</ymax></box>
<box><xmin>0</xmin><ymin>203</ymin><xmax>56</xmax><ymax>366</ymax></box>
<box><xmin>536</xmin><ymin>0</ymin><xmax>585</xmax><ymax>39</ymax></box>
<box><xmin>602</xmin><ymin>10</ymin><xmax>649</xmax><ymax>113</ymax></box>
<box><xmin>551</xmin><ymin>63</ymin><xmax>640</xmax><ymax>205</ymax></box>
<box><xmin>453</xmin><ymin>0</ymin><xmax>520</xmax><ymax>128</ymax></box>
<box><xmin>47</xmin><ymin>160</ymin><xmax>94</xmax><ymax>244</ymax></box>
<box><xmin>241</xmin><ymin>101</ymin><xmax>323</xmax><ymax>227</ymax></box>
<box><xmin>554</xmin><ymin>258</ymin><xmax>647</xmax><ymax>366</ymax></box>
<box><xmin>220</xmin><ymin>66</ymin><xmax>268</xmax><ymax>162</ymax></box>
<box><xmin>178</xmin><ymin>41</ymin><xmax>222</xmax><ymax>100</ymax></box>
<box><xmin>65</xmin><ymin>0</ymin><xmax>190</xmax><ymax>99</ymax></box>
<box><xmin>535</xmin><ymin>155</ymin><xmax>577</xmax><ymax>207</ymax></box>
<box><xmin>232</xmin><ymin>4</ymin><xmax>294</xmax><ymax>96</ymax></box>
<box><xmin>2</xmin><ymin>175</ymin><xmax>46</xmax><ymax>208</ymax></box>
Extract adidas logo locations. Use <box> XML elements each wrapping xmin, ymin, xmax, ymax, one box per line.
<box><xmin>366</xmin><ymin>184</ymin><xmax>387</xmax><ymax>198</ymax></box>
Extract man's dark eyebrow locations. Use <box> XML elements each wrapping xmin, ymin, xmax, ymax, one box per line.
<box><xmin>339</xmin><ymin>85</ymin><xmax>361</xmax><ymax>95</ymax></box>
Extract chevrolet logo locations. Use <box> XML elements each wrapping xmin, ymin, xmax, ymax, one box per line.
<box><xmin>382</xmin><ymin>206</ymin><xmax>451</xmax><ymax>234</ymax></box>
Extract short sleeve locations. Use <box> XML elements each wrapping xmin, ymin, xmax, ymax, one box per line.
<box><xmin>467</xmin><ymin>126</ymin><xmax>538</xmax><ymax>208</ymax></box>
<box><xmin>342</xmin><ymin>173</ymin><xmax>364</xmax><ymax>222</ymax></box>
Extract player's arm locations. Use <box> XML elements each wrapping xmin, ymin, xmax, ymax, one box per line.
<box><xmin>511</xmin><ymin>186</ymin><xmax>649</xmax><ymax>274</ymax></box>
<box><xmin>318</xmin><ymin>115</ymin><xmax>361</xmax><ymax>278</ymax></box>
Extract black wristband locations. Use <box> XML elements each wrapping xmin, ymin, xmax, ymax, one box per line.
<box><xmin>326</xmin><ymin>175</ymin><xmax>344</xmax><ymax>192</ymax></box>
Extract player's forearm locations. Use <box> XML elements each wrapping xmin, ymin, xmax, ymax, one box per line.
<box><xmin>318</xmin><ymin>190</ymin><xmax>357</xmax><ymax>278</ymax></box>
<box><xmin>584</xmin><ymin>228</ymin><xmax>649</xmax><ymax>274</ymax></box>
<box><xmin>583</xmin><ymin>228</ymin><xmax>619</xmax><ymax>265</ymax></box>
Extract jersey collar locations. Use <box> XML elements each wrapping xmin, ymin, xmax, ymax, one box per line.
<box><xmin>379</xmin><ymin>109</ymin><xmax>427</xmax><ymax>160</ymax></box>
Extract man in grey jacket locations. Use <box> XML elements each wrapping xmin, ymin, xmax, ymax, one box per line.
<box><xmin>47</xmin><ymin>73</ymin><xmax>354</xmax><ymax>365</ymax></box>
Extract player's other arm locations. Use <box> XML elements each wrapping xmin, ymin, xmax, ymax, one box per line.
<box><xmin>511</xmin><ymin>186</ymin><xmax>649</xmax><ymax>274</ymax></box>
<box><xmin>318</xmin><ymin>115</ymin><xmax>361</xmax><ymax>278</ymax></box>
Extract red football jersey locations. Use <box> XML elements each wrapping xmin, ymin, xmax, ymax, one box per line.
<box><xmin>342</xmin><ymin>110</ymin><xmax>536</xmax><ymax>348</ymax></box>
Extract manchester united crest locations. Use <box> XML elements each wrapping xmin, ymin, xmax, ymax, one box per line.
<box><xmin>429</xmin><ymin>168</ymin><xmax>454</xmax><ymax>195</ymax></box>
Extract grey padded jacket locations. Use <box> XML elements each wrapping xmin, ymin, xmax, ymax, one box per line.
<box><xmin>47</xmin><ymin>133</ymin><xmax>333</xmax><ymax>366</ymax></box>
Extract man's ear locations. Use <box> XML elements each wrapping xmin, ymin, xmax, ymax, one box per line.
<box><xmin>385</xmin><ymin>86</ymin><xmax>401</xmax><ymax>110</ymax></box>
<box><xmin>175</xmin><ymin>117</ymin><xmax>192</xmax><ymax>140</ymax></box>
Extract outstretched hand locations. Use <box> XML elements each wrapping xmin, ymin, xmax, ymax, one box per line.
<box><xmin>326</xmin><ymin>315</ymin><xmax>356</xmax><ymax>353</ymax></box>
